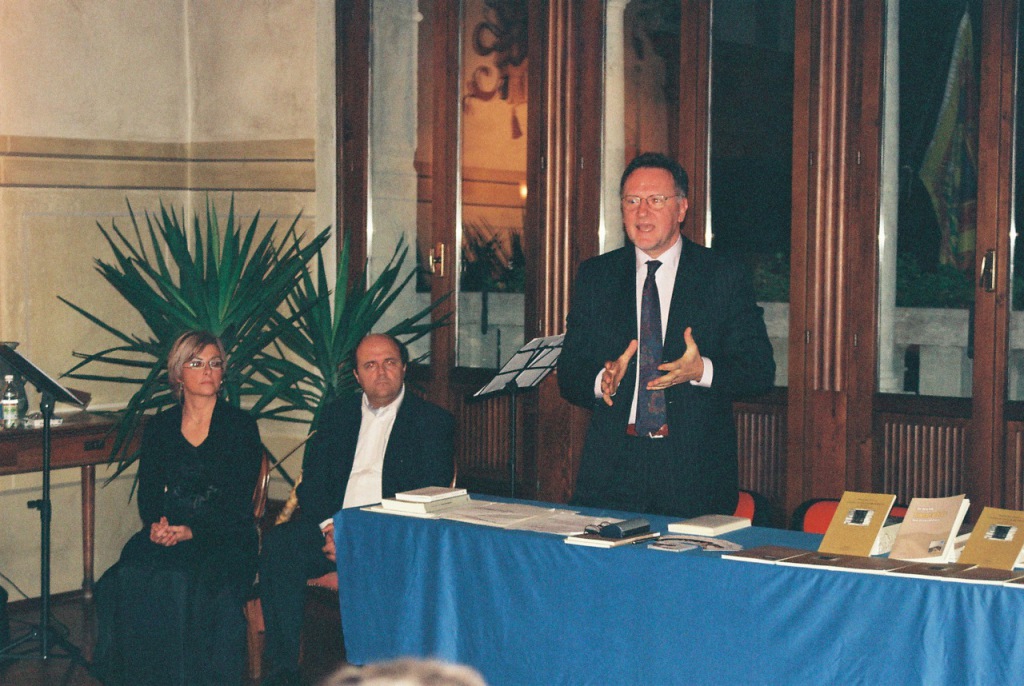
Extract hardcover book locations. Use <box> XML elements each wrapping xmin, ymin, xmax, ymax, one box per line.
<box><xmin>945</xmin><ymin>566</ymin><xmax>1024</xmax><ymax>585</ymax></box>
<box><xmin>564</xmin><ymin>531</ymin><xmax>660</xmax><ymax>548</ymax></box>
<box><xmin>888</xmin><ymin>495</ymin><xmax>970</xmax><ymax>563</ymax></box>
<box><xmin>722</xmin><ymin>545</ymin><xmax>810</xmax><ymax>564</ymax></box>
<box><xmin>889</xmin><ymin>561</ymin><xmax>976</xmax><ymax>580</ymax></box>
<box><xmin>393</xmin><ymin>486</ymin><xmax>469</xmax><ymax>503</ymax></box>
<box><xmin>667</xmin><ymin>514</ymin><xmax>751</xmax><ymax>536</ymax></box>
<box><xmin>818</xmin><ymin>491</ymin><xmax>897</xmax><ymax>557</ymax></box>
<box><xmin>778</xmin><ymin>552</ymin><xmax>916</xmax><ymax>575</ymax></box>
<box><xmin>379</xmin><ymin>493</ymin><xmax>471</xmax><ymax>514</ymax></box>
<box><xmin>956</xmin><ymin>507</ymin><xmax>1024</xmax><ymax>570</ymax></box>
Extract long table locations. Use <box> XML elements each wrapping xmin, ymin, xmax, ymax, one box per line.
<box><xmin>334</xmin><ymin>499</ymin><xmax>1024</xmax><ymax>685</ymax></box>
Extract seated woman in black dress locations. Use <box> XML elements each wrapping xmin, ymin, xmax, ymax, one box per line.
<box><xmin>94</xmin><ymin>330</ymin><xmax>262</xmax><ymax>685</ymax></box>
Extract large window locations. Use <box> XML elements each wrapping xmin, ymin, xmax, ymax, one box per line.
<box><xmin>367</xmin><ymin>0</ymin><xmax>437</xmax><ymax>362</ymax></box>
<box><xmin>709</xmin><ymin>0</ymin><xmax>794</xmax><ymax>387</ymax></box>
<box><xmin>457</xmin><ymin>0</ymin><xmax>528</xmax><ymax>369</ymax></box>
<box><xmin>1011</xmin><ymin>2</ymin><xmax>1024</xmax><ymax>401</ymax></box>
<box><xmin>366</xmin><ymin>0</ymin><xmax>528</xmax><ymax>370</ymax></box>
<box><xmin>602</xmin><ymin>0</ymin><xmax>681</xmax><ymax>254</ymax></box>
<box><xmin>878</xmin><ymin>0</ymin><xmax>981</xmax><ymax>398</ymax></box>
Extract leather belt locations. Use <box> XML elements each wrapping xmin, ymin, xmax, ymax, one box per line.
<box><xmin>626</xmin><ymin>423</ymin><xmax>669</xmax><ymax>439</ymax></box>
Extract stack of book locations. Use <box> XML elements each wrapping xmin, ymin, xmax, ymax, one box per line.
<box><xmin>667</xmin><ymin>514</ymin><xmax>751</xmax><ymax>536</ymax></box>
<box><xmin>565</xmin><ymin>518</ymin><xmax>659</xmax><ymax>548</ymax></box>
<box><xmin>378</xmin><ymin>486</ymin><xmax>471</xmax><ymax>515</ymax></box>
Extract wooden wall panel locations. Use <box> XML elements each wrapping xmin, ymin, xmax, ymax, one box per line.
<box><xmin>734</xmin><ymin>400</ymin><xmax>787</xmax><ymax>521</ymax></box>
<box><xmin>787</xmin><ymin>0</ymin><xmax>881</xmax><ymax>511</ymax></box>
<box><xmin>806</xmin><ymin>1</ymin><xmax>851</xmax><ymax>394</ymax></box>
<box><xmin>677</xmin><ymin>0</ymin><xmax>711</xmax><ymax>244</ymax></box>
<box><xmin>1005</xmin><ymin>421</ymin><xmax>1024</xmax><ymax>511</ymax></box>
<box><xmin>969</xmin><ymin>0</ymin><xmax>1018</xmax><ymax>512</ymax></box>
<box><xmin>878</xmin><ymin>414</ymin><xmax>968</xmax><ymax>504</ymax></box>
<box><xmin>336</xmin><ymin>0</ymin><xmax>369</xmax><ymax>283</ymax></box>
<box><xmin>526</xmin><ymin>1</ymin><xmax>603</xmax><ymax>503</ymax></box>
<box><xmin>453</xmin><ymin>384</ymin><xmax>520</xmax><ymax>496</ymax></box>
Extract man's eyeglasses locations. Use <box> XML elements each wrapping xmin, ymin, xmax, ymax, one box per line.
<box><xmin>621</xmin><ymin>194</ymin><xmax>677</xmax><ymax>210</ymax></box>
<box><xmin>185</xmin><ymin>358</ymin><xmax>224</xmax><ymax>370</ymax></box>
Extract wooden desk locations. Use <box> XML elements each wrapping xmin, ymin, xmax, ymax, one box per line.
<box><xmin>0</xmin><ymin>412</ymin><xmax>123</xmax><ymax>597</ymax></box>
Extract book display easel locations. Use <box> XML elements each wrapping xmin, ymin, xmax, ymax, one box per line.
<box><xmin>473</xmin><ymin>335</ymin><xmax>563</xmax><ymax>498</ymax></box>
<box><xmin>0</xmin><ymin>344</ymin><xmax>87</xmax><ymax>666</ymax></box>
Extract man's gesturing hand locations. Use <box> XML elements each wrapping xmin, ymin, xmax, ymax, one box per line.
<box><xmin>648</xmin><ymin>326</ymin><xmax>704</xmax><ymax>390</ymax></box>
<box><xmin>601</xmin><ymin>340</ymin><xmax>638</xmax><ymax>406</ymax></box>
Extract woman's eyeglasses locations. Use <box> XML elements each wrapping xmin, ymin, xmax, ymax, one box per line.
<box><xmin>185</xmin><ymin>358</ymin><xmax>224</xmax><ymax>370</ymax></box>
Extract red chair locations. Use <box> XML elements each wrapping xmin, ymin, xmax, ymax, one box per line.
<box><xmin>791</xmin><ymin>498</ymin><xmax>839</xmax><ymax>534</ymax></box>
<box><xmin>801</xmin><ymin>500</ymin><xmax>838</xmax><ymax>533</ymax></box>
<box><xmin>734</xmin><ymin>491</ymin><xmax>756</xmax><ymax>521</ymax></box>
<box><xmin>734</xmin><ymin>489</ymin><xmax>774</xmax><ymax>526</ymax></box>
<box><xmin>793</xmin><ymin>499</ymin><xmax>908</xmax><ymax>533</ymax></box>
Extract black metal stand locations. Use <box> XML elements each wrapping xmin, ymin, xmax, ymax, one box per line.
<box><xmin>472</xmin><ymin>335</ymin><xmax>565</xmax><ymax>500</ymax></box>
<box><xmin>505</xmin><ymin>379</ymin><xmax>519</xmax><ymax>498</ymax></box>
<box><xmin>0</xmin><ymin>345</ymin><xmax>88</xmax><ymax>669</ymax></box>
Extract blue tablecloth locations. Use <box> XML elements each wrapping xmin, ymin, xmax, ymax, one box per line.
<box><xmin>334</xmin><ymin>500</ymin><xmax>1024</xmax><ymax>685</ymax></box>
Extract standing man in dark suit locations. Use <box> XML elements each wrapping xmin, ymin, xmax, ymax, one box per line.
<box><xmin>557</xmin><ymin>152</ymin><xmax>774</xmax><ymax>518</ymax></box>
<box><xmin>259</xmin><ymin>334</ymin><xmax>454</xmax><ymax>686</ymax></box>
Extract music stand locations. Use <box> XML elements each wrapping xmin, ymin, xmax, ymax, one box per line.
<box><xmin>474</xmin><ymin>334</ymin><xmax>563</xmax><ymax>497</ymax></box>
<box><xmin>0</xmin><ymin>344</ymin><xmax>87</xmax><ymax>666</ymax></box>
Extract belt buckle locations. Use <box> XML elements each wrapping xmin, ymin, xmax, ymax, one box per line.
<box><xmin>627</xmin><ymin>423</ymin><xmax>668</xmax><ymax>439</ymax></box>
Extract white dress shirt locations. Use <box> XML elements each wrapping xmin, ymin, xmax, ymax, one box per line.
<box><xmin>341</xmin><ymin>384</ymin><xmax>405</xmax><ymax>509</ymax></box>
<box><xmin>592</xmin><ymin>237</ymin><xmax>713</xmax><ymax>417</ymax></box>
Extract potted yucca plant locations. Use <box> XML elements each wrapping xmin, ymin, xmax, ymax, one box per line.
<box><xmin>60</xmin><ymin>196</ymin><xmax>445</xmax><ymax>488</ymax></box>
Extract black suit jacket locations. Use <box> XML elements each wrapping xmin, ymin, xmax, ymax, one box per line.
<box><xmin>558</xmin><ymin>238</ymin><xmax>775</xmax><ymax>516</ymax></box>
<box><xmin>297</xmin><ymin>390</ymin><xmax>455</xmax><ymax>533</ymax></box>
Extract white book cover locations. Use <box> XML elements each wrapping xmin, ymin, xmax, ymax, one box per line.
<box><xmin>379</xmin><ymin>494</ymin><xmax>471</xmax><ymax>513</ymax></box>
<box><xmin>889</xmin><ymin>495</ymin><xmax>970</xmax><ymax>563</ymax></box>
<box><xmin>393</xmin><ymin>486</ymin><xmax>468</xmax><ymax>503</ymax></box>
<box><xmin>667</xmin><ymin>514</ymin><xmax>751</xmax><ymax>536</ymax></box>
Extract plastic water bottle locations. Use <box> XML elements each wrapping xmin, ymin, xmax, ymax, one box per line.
<box><xmin>2</xmin><ymin>375</ymin><xmax>19</xmax><ymax>429</ymax></box>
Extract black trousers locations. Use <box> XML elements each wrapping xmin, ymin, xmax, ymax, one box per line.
<box><xmin>92</xmin><ymin>550</ymin><xmax>247</xmax><ymax>685</ymax></box>
<box><xmin>258</xmin><ymin>520</ymin><xmax>335</xmax><ymax>678</ymax></box>
<box><xmin>571</xmin><ymin>434</ymin><xmax>686</xmax><ymax>516</ymax></box>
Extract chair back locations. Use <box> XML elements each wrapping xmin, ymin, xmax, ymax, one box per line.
<box><xmin>252</xmin><ymin>450</ymin><xmax>272</xmax><ymax>520</ymax></box>
<box><xmin>734</xmin><ymin>489</ymin><xmax>775</xmax><ymax>526</ymax></box>
<box><xmin>794</xmin><ymin>498</ymin><xmax>840</xmax><ymax>534</ymax></box>
<box><xmin>793</xmin><ymin>498</ymin><xmax>907</xmax><ymax>533</ymax></box>
<box><xmin>733</xmin><ymin>491</ymin><xmax>755</xmax><ymax>521</ymax></box>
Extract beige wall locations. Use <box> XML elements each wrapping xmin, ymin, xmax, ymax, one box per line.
<box><xmin>0</xmin><ymin>0</ymin><xmax>334</xmax><ymax>598</ymax></box>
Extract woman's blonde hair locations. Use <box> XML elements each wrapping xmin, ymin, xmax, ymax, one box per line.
<box><xmin>167</xmin><ymin>330</ymin><xmax>226</xmax><ymax>401</ymax></box>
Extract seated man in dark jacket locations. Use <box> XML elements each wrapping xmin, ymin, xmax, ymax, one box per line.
<box><xmin>259</xmin><ymin>334</ymin><xmax>455</xmax><ymax>685</ymax></box>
